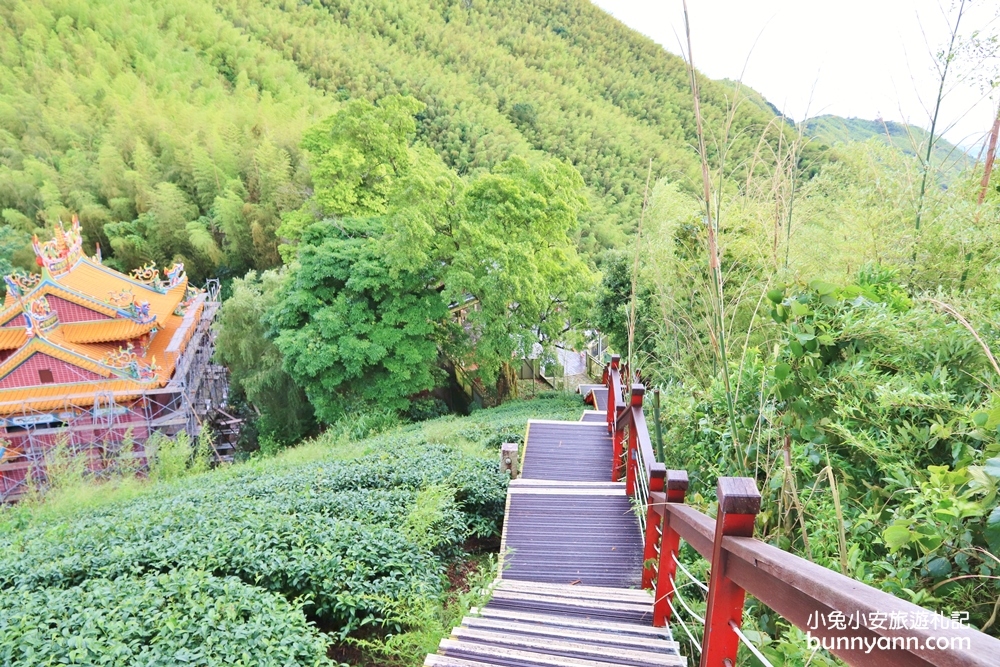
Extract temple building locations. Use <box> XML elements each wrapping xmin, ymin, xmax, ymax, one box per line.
<box><xmin>0</xmin><ymin>218</ymin><xmax>234</xmax><ymax>500</ymax></box>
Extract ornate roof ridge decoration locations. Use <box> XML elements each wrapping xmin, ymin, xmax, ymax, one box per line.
<box><xmin>33</xmin><ymin>216</ymin><xmax>84</xmax><ymax>278</ymax></box>
<box><xmin>102</xmin><ymin>342</ymin><xmax>161</xmax><ymax>382</ymax></box>
<box><xmin>106</xmin><ymin>288</ymin><xmax>155</xmax><ymax>325</ymax></box>
<box><xmin>130</xmin><ymin>262</ymin><xmax>167</xmax><ymax>293</ymax></box>
<box><xmin>166</xmin><ymin>262</ymin><xmax>186</xmax><ymax>288</ymax></box>
<box><xmin>128</xmin><ymin>261</ymin><xmax>186</xmax><ymax>295</ymax></box>
<box><xmin>23</xmin><ymin>295</ymin><xmax>58</xmax><ymax>339</ymax></box>
<box><xmin>3</xmin><ymin>271</ymin><xmax>41</xmax><ymax>300</ymax></box>
<box><xmin>174</xmin><ymin>283</ymin><xmax>202</xmax><ymax>317</ymax></box>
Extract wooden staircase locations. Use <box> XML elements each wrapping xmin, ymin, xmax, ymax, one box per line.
<box><xmin>425</xmin><ymin>413</ymin><xmax>685</xmax><ymax>666</ymax></box>
<box><xmin>428</xmin><ymin>354</ymin><xmax>1000</xmax><ymax>666</ymax></box>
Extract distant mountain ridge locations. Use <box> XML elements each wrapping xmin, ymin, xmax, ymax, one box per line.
<box><xmin>716</xmin><ymin>79</ymin><xmax>970</xmax><ymax>173</ymax></box>
<box><xmin>801</xmin><ymin>115</ymin><xmax>970</xmax><ymax>171</ymax></box>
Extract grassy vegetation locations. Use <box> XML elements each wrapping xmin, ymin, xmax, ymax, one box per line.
<box><xmin>0</xmin><ymin>393</ymin><xmax>583</xmax><ymax>667</ymax></box>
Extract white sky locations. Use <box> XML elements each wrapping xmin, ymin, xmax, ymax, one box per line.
<box><xmin>592</xmin><ymin>0</ymin><xmax>999</xmax><ymax>150</ymax></box>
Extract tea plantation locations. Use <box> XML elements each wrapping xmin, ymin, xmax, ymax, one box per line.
<box><xmin>0</xmin><ymin>394</ymin><xmax>583</xmax><ymax>666</ymax></box>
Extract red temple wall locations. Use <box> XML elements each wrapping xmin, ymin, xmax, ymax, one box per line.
<box><xmin>46</xmin><ymin>296</ymin><xmax>111</xmax><ymax>323</ymax></box>
<box><xmin>0</xmin><ymin>353</ymin><xmax>103</xmax><ymax>389</ymax></box>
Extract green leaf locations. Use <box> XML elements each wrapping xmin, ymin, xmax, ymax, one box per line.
<box><xmin>883</xmin><ymin>524</ymin><xmax>912</xmax><ymax>550</ymax></box>
<box><xmin>986</xmin><ymin>402</ymin><xmax>1000</xmax><ymax>430</ymax></box>
<box><xmin>973</xmin><ymin>412</ymin><xmax>989</xmax><ymax>427</ymax></box>
<box><xmin>926</xmin><ymin>557</ymin><xmax>952</xmax><ymax>578</ymax></box>
<box><xmin>774</xmin><ymin>363</ymin><xmax>791</xmax><ymax>381</ymax></box>
<box><xmin>986</xmin><ymin>506</ymin><xmax>1000</xmax><ymax>554</ymax></box>
<box><xmin>809</xmin><ymin>280</ymin><xmax>836</xmax><ymax>296</ymax></box>
<box><xmin>766</xmin><ymin>288</ymin><xmax>784</xmax><ymax>304</ymax></box>
<box><xmin>790</xmin><ymin>301</ymin><xmax>811</xmax><ymax>318</ymax></box>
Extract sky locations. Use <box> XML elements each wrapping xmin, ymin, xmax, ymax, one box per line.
<box><xmin>591</xmin><ymin>0</ymin><xmax>999</xmax><ymax>150</ymax></box>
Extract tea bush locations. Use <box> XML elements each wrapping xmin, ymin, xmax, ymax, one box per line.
<box><xmin>0</xmin><ymin>395</ymin><xmax>580</xmax><ymax>661</ymax></box>
<box><xmin>0</xmin><ymin>569</ymin><xmax>332</xmax><ymax>667</ymax></box>
<box><xmin>0</xmin><ymin>444</ymin><xmax>505</xmax><ymax>635</ymax></box>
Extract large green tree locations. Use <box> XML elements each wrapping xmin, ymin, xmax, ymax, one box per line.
<box><xmin>264</xmin><ymin>98</ymin><xmax>595</xmax><ymax>418</ymax></box>
<box><xmin>447</xmin><ymin>156</ymin><xmax>595</xmax><ymax>386</ymax></box>
<box><xmin>270</xmin><ymin>218</ymin><xmax>448</xmax><ymax>422</ymax></box>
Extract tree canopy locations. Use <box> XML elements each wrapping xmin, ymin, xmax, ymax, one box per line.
<box><xmin>262</xmin><ymin>97</ymin><xmax>594</xmax><ymax>418</ymax></box>
<box><xmin>270</xmin><ymin>217</ymin><xmax>448</xmax><ymax>422</ymax></box>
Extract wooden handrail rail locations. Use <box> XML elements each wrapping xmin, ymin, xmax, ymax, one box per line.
<box><xmin>648</xmin><ymin>493</ymin><xmax>1000</xmax><ymax>666</ymax></box>
<box><xmin>723</xmin><ymin>534</ymin><xmax>999</xmax><ymax>667</ymax></box>
<box><xmin>650</xmin><ymin>491</ymin><xmax>715</xmax><ymax>559</ymax></box>
<box><xmin>632</xmin><ymin>405</ymin><xmax>662</xmax><ymax>483</ymax></box>
<box><xmin>597</xmin><ymin>359</ymin><xmax>1000</xmax><ymax>666</ymax></box>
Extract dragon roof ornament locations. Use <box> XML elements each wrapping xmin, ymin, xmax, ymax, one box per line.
<box><xmin>130</xmin><ymin>262</ymin><xmax>167</xmax><ymax>293</ymax></box>
<box><xmin>106</xmin><ymin>288</ymin><xmax>155</xmax><ymax>325</ymax></box>
<box><xmin>33</xmin><ymin>216</ymin><xmax>84</xmax><ymax>278</ymax></box>
<box><xmin>23</xmin><ymin>295</ymin><xmax>58</xmax><ymax>338</ymax></box>
<box><xmin>102</xmin><ymin>342</ymin><xmax>160</xmax><ymax>382</ymax></box>
<box><xmin>3</xmin><ymin>271</ymin><xmax>41</xmax><ymax>300</ymax></box>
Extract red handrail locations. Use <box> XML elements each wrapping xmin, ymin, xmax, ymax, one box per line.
<box><xmin>596</xmin><ymin>360</ymin><xmax>1000</xmax><ymax>666</ymax></box>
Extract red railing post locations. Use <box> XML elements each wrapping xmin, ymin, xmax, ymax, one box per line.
<box><xmin>642</xmin><ymin>461</ymin><xmax>667</xmax><ymax>589</ymax></box>
<box><xmin>606</xmin><ymin>354</ymin><xmax>620</xmax><ymax>433</ymax></box>
<box><xmin>700</xmin><ymin>477</ymin><xmax>761</xmax><ymax>667</ymax></box>
<box><xmin>652</xmin><ymin>470</ymin><xmax>688</xmax><ymax>626</ymax></box>
<box><xmin>607</xmin><ymin>355</ymin><xmax>624</xmax><ymax>481</ymax></box>
<box><xmin>624</xmin><ymin>384</ymin><xmax>643</xmax><ymax>497</ymax></box>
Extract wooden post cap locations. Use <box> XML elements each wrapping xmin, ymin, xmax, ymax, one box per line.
<box><xmin>500</xmin><ymin>442</ymin><xmax>519</xmax><ymax>479</ymax></box>
<box><xmin>610</xmin><ymin>354</ymin><xmax>621</xmax><ymax>369</ymax></box>
<box><xmin>666</xmin><ymin>470</ymin><xmax>689</xmax><ymax>491</ymax></box>
<box><xmin>650</xmin><ymin>462</ymin><xmax>666</xmax><ymax>480</ymax></box>
<box><xmin>630</xmin><ymin>383</ymin><xmax>645</xmax><ymax>406</ymax></box>
<box><xmin>717</xmin><ymin>477</ymin><xmax>761</xmax><ymax>515</ymax></box>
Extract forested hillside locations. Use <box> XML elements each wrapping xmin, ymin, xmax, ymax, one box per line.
<box><xmin>0</xmin><ymin>0</ymin><xmax>804</xmax><ymax>281</ymax></box>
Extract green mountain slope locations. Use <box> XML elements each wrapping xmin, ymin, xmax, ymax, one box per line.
<box><xmin>802</xmin><ymin>114</ymin><xmax>969</xmax><ymax>173</ymax></box>
<box><xmin>0</xmin><ymin>0</ymin><xmax>796</xmax><ymax>276</ymax></box>
<box><xmin>718</xmin><ymin>78</ymin><xmax>785</xmax><ymax>121</ymax></box>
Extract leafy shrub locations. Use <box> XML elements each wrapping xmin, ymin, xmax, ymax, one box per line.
<box><xmin>0</xmin><ymin>569</ymin><xmax>332</xmax><ymax>667</ymax></box>
<box><xmin>482</xmin><ymin>430</ymin><xmax>524</xmax><ymax>450</ymax></box>
<box><xmin>656</xmin><ymin>275</ymin><xmax>1000</xmax><ymax>630</ymax></box>
<box><xmin>146</xmin><ymin>432</ymin><xmax>202</xmax><ymax>482</ymax></box>
<box><xmin>0</xmin><ymin>444</ymin><xmax>507</xmax><ymax>636</ymax></box>
<box><xmin>407</xmin><ymin>398</ymin><xmax>451</xmax><ymax>422</ymax></box>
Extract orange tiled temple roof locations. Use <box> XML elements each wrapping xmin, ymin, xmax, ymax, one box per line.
<box><xmin>0</xmin><ymin>217</ymin><xmax>204</xmax><ymax>415</ymax></box>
